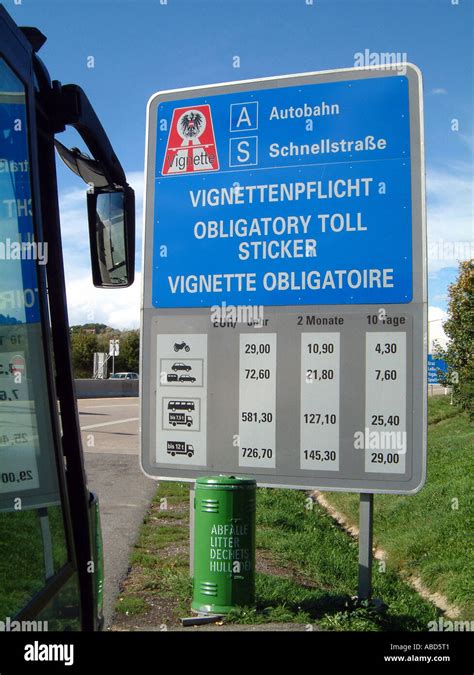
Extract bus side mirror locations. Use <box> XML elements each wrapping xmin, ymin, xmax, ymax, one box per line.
<box><xmin>87</xmin><ymin>185</ymin><xmax>135</xmax><ymax>288</ymax></box>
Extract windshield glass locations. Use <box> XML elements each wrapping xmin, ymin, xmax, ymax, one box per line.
<box><xmin>0</xmin><ymin>56</ymin><xmax>69</xmax><ymax>621</ymax></box>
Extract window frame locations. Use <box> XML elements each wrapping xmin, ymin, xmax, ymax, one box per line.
<box><xmin>0</xmin><ymin>6</ymin><xmax>88</xmax><ymax>627</ymax></box>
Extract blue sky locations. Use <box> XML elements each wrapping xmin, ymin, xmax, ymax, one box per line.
<box><xmin>7</xmin><ymin>0</ymin><xmax>473</xmax><ymax>339</ymax></box>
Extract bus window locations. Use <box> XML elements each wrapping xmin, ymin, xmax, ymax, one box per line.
<box><xmin>0</xmin><ymin>56</ymin><xmax>75</xmax><ymax>622</ymax></box>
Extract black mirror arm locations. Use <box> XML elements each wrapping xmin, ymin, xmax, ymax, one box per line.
<box><xmin>49</xmin><ymin>81</ymin><xmax>127</xmax><ymax>187</ymax></box>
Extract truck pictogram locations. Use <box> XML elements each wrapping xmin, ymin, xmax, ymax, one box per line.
<box><xmin>169</xmin><ymin>413</ymin><xmax>193</xmax><ymax>427</ymax></box>
<box><xmin>167</xmin><ymin>441</ymin><xmax>194</xmax><ymax>457</ymax></box>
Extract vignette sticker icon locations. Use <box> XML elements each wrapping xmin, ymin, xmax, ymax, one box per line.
<box><xmin>162</xmin><ymin>104</ymin><xmax>219</xmax><ymax>175</ymax></box>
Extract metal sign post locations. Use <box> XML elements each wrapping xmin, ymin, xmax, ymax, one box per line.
<box><xmin>358</xmin><ymin>493</ymin><xmax>374</xmax><ymax>601</ymax></box>
<box><xmin>109</xmin><ymin>339</ymin><xmax>119</xmax><ymax>376</ymax></box>
<box><xmin>38</xmin><ymin>507</ymin><xmax>54</xmax><ymax>580</ymax></box>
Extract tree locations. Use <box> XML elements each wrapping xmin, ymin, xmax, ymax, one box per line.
<box><xmin>433</xmin><ymin>260</ymin><xmax>473</xmax><ymax>418</ymax></box>
<box><xmin>70</xmin><ymin>323</ymin><xmax>109</xmax><ymax>334</ymax></box>
<box><xmin>118</xmin><ymin>330</ymin><xmax>140</xmax><ymax>373</ymax></box>
<box><xmin>70</xmin><ymin>331</ymin><xmax>99</xmax><ymax>378</ymax></box>
<box><xmin>69</xmin><ymin>324</ymin><xmax>140</xmax><ymax>377</ymax></box>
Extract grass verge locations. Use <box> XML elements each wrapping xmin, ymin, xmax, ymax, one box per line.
<box><xmin>246</xmin><ymin>488</ymin><xmax>438</xmax><ymax>630</ymax></box>
<box><xmin>114</xmin><ymin>481</ymin><xmax>192</xmax><ymax>628</ymax></box>
<box><xmin>114</xmin><ymin>489</ymin><xmax>440</xmax><ymax>631</ymax></box>
<box><xmin>113</xmin><ymin>397</ymin><xmax>471</xmax><ymax>630</ymax></box>
<box><xmin>322</xmin><ymin>397</ymin><xmax>474</xmax><ymax>619</ymax></box>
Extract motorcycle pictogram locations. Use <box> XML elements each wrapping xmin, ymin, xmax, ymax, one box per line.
<box><xmin>174</xmin><ymin>341</ymin><xmax>190</xmax><ymax>352</ymax></box>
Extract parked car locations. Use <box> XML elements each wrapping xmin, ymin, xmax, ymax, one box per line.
<box><xmin>110</xmin><ymin>372</ymin><xmax>139</xmax><ymax>380</ymax></box>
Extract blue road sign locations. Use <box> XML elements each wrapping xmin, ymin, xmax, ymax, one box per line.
<box><xmin>143</xmin><ymin>67</ymin><xmax>427</xmax><ymax>493</ymax></box>
<box><xmin>151</xmin><ymin>75</ymin><xmax>413</xmax><ymax>309</ymax></box>
<box><xmin>428</xmin><ymin>355</ymin><xmax>448</xmax><ymax>385</ymax></box>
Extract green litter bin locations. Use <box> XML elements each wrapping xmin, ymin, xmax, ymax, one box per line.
<box><xmin>192</xmin><ymin>475</ymin><xmax>256</xmax><ymax>614</ymax></box>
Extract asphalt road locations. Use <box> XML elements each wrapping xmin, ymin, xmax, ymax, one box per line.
<box><xmin>79</xmin><ymin>397</ymin><xmax>158</xmax><ymax>629</ymax></box>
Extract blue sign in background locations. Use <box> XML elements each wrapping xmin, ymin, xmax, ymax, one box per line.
<box><xmin>152</xmin><ymin>76</ymin><xmax>413</xmax><ymax>308</ymax></box>
<box><xmin>428</xmin><ymin>355</ymin><xmax>448</xmax><ymax>384</ymax></box>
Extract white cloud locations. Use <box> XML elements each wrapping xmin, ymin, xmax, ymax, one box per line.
<box><xmin>428</xmin><ymin>305</ymin><xmax>448</xmax><ymax>351</ymax></box>
<box><xmin>59</xmin><ymin>171</ymin><xmax>144</xmax><ymax>264</ymax></box>
<box><xmin>66</xmin><ymin>272</ymin><xmax>141</xmax><ymax>329</ymax></box>
<box><xmin>431</xmin><ymin>88</ymin><xmax>447</xmax><ymax>95</ymax></box>
<box><xmin>58</xmin><ymin>171</ymin><xmax>144</xmax><ymax>329</ymax></box>
<box><xmin>426</xmin><ymin>164</ymin><xmax>473</xmax><ymax>273</ymax></box>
